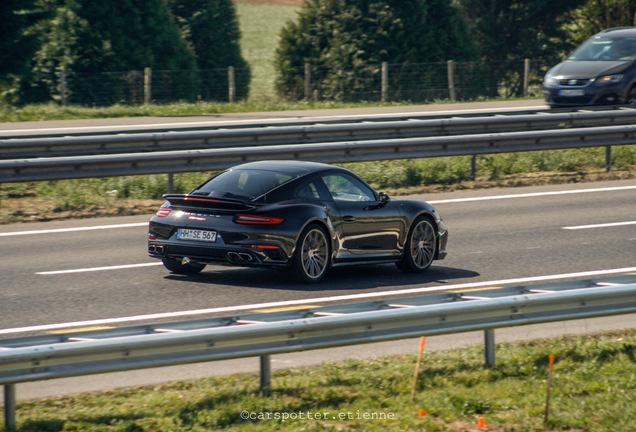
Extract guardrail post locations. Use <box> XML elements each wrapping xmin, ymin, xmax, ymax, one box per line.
<box><xmin>605</xmin><ymin>146</ymin><xmax>612</xmax><ymax>172</ymax></box>
<box><xmin>484</xmin><ymin>329</ymin><xmax>495</xmax><ymax>367</ymax></box>
<box><xmin>260</xmin><ymin>355</ymin><xmax>271</xmax><ymax>395</ymax></box>
<box><xmin>3</xmin><ymin>384</ymin><xmax>16</xmax><ymax>432</ymax></box>
<box><xmin>167</xmin><ymin>173</ymin><xmax>174</xmax><ymax>194</ymax></box>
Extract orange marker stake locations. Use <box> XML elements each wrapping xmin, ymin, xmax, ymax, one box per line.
<box><xmin>410</xmin><ymin>336</ymin><xmax>426</xmax><ymax>402</ymax></box>
<box><xmin>418</xmin><ymin>408</ymin><xmax>426</xmax><ymax>417</ymax></box>
<box><xmin>477</xmin><ymin>416</ymin><xmax>486</xmax><ymax>428</ymax></box>
<box><xmin>544</xmin><ymin>353</ymin><xmax>556</xmax><ymax>425</ymax></box>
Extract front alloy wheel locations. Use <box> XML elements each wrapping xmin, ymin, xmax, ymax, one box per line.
<box><xmin>627</xmin><ymin>85</ymin><xmax>636</xmax><ymax>105</ymax></box>
<box><xmin>397</xmin><ymin>217</ymin><xmax>436</xmax><ymax>273</ymax></box>
<box><xmin>292</xmin><ymin>224</ymin><xmax>329</xmax><ymax>283</ymax></box>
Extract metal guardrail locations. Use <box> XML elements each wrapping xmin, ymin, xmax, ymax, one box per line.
<box><xmin>2</xmin><ymin>275</ymin><xmax>636</xmax><ymax>429</ymax></box>
<box><xmin>1</xmin><ymin>124</ymin><xmax>635</xmax><ymax>183</ymax></box>
<box><xmin>2</xmin><ymin>107</ymin><xmax>636</xmax><ymax>159</ymax></box>
<box><xmin>1</xmin><ymin>107</ymin><xmax>636</xmax><ymax>183</ymax></box>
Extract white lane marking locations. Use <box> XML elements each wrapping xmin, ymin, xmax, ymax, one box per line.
<box><xmin>0</xmin><ymin>106</ymin><xmax>548</xmax><ymax>134</ymax></box>
<box><xmin>428</xmin><ymin>185</ymin><xmax>636</xmax><ymax>204</ymax></box>
<box><xmin>0</xmin><ymin>222</ymin><xmax>148</xmax><ymax>237</ymax></box>
<box><xmin>37</xmin><ymin>262</ymin><xmax>162</xmax><ymax>275</ymax></box>
<box><xmin>563</xmin><ymin>221</ymin><xmax>636</xmax><ymax>230</ymax></box>
<box><xmin>4</xmin><ymin>266</ymin><xmax>636</xmax><ymax>336</ymax></box>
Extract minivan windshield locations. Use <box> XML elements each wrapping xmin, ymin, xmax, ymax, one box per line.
<box><xmin>568</xmin><ymin>37</ymin><xmax>636</xmax><ymax>61</ymax></box>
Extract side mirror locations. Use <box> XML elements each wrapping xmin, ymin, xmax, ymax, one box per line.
<box><xmin>379</xmin><ymin>192</ymin><xmax>391</xmax><ymax>204</ymax></box>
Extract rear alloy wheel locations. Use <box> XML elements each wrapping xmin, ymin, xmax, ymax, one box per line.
<box><xmin>292</xmin><ymin>224</ymin><xmax>329</xmax><ymax>283</ymax></box>
<box><xmin>397</xmin><ymin>217</ymin><xmax>436</xmax><ymax>273</ymax></box>
<box><xmin>162</xmin><ymin>257</ymin><xmax>206</xmax><ymax>275</ymax></box>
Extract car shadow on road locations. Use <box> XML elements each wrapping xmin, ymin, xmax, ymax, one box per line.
<box><xmin>164</xmin><ymin>264</ymin><xmax>480</xmax><ymax>291</ymax></box>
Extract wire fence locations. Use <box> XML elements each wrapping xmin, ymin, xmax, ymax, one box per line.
<box><xmin>12</xmin><ymin>58</ymin><xmax>556</xmax><ymax>107</ymax></box>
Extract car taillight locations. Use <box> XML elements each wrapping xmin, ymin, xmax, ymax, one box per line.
<box><xmin>241</xmin><ymin>244</ymin><xmax>280</xmax><ymax>250</ymax></box>
<box><xmin>234</xmin><ymin>214</ymin><xmax>284</xmax><ymax>225</ymax></box>
<box><xmin>156</xmin><ymin>207</ymin><xmax>172</xmax><ymax>217</ymax></box>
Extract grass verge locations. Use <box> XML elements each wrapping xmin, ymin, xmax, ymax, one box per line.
<box><xmin>4</xmin><ymin>329</ymin><xmax>636</xmax><ymax>431</ymax></box>
<box><xmin>1</xmin><ymin>148</ymin><xmax>634</xmax><ymax>225</ymax></box>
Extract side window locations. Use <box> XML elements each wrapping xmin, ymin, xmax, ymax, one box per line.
<box><xmin>322</xmin><ymin>174</ymin><xmax>376</xmax><ymax>202</ymax></box>
<box><xmin>296</xmin><ymin>182</ymin><xmax>321</xmax><ymax>199</ymax></box>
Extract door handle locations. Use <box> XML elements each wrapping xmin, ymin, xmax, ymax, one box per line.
<box><xmin>343</xmin><ymin>215</ymin><xmax>356</xmax><ymax>222</ymax></box>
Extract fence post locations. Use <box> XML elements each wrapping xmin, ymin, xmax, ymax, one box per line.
<box><xmin>523</xmin><ymin>59</ymin><xmax>530</xmax><ymax>97</ymax></box>
<box><xmin>144</xmin><ymin>67</ymin><xmax>152</xmax><ymax>105</ymax></box>
<box><xmin>381</xmin><ymin>61</ymin><xmax>389</xmax><ymax>103</ymax></box>
<box><xmin>4</xmin><ymin>384</ymin><xmax>16</xmax><ymax>432</ymax></box>
<box><xmin>228</xmin><ymin>66</ymin><xmax>236</xmax><ymax>103</ymax></box>
<box><xmin>447</xmin><ymin>60</ymin><xmax>456</xmax><ymax>101</ymax></box>
<box><xmin>304</xmin><ymin>63</ymin><xmax>311</xmax><ymax>100</ymax></box>
<box><xmin>60</xmin><ymin>68</ymin><xmax>68</xmax><ymax>108</ymax></box>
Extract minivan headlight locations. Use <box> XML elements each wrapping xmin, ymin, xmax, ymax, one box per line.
<box><xmin>543</xmin><ymin>74</ymin><xmax>558</xmax><ymax>86</ymax></box>
<box><xmin>594</xmin><ymin>74</ymin><xmax>624</xmax><ymax>85</ymax></box>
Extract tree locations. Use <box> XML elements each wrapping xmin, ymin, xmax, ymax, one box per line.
<box><xmin>274</xmin><ymin>0</ymin><xmax>477</xmax><ymax>101</ymax></box>
<box><xmin>169</xmin><ymin>0</ymin><xmax>250</xmax><ymax>101</ymax></box>
<box><xmin>0</xmin><ymin>0</ymin><xmax>42</xmax><ymax>101</ymax></box>
<box><xmin>455</xmin><ymin>0</ymin><xmax>586</xmax><ymax>96</ymax></box>
<box><xmin>22</xmin><ymin>0</ymin><xmax>198</xmax><ymax>105</ymax></box>
<box><xmin>567</xmin><ymin>0</ymin><xmax>636</xmax><ymax>46</ymax></box>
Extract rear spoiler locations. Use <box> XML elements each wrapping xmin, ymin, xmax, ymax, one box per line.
<box><xmin>163</xmin><ymin>194</ymin><xmax>255</xmax><ymax>212</ymax></box>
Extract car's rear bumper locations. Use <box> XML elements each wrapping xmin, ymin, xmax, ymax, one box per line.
<box><xmin>148</xmin><ymin>240</ymin><xmax>290</xmax><ymax>269</ymax></box>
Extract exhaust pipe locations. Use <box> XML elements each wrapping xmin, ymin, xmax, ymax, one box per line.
<box><xmin>148</xmin><ymin>245</ymin><xmax>165</xmax><ymax>254</ymax></box>
<box><xmin>227</xmin><ymin>252</ymin><xmax>241</xmax><ymax>262</ymax></box>
<box><xmin>227</xmin><ymin>252</ymin><xmax>254</xmax><ymax>263</ymax></box>
<box><xmin>238</xmin><ymin>253</ymin><xmax>253</xmax><ymax>262</ymax></box>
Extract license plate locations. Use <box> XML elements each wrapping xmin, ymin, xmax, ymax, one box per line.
<box><xmin>177</xmin><ymin>228</ymin><xmax>217</xmax><ymax>242</ymax></box>
<box><xmin>559</xmin><ymin>89</ymin><xmax>585</xmax><ymax>96</ymax></box>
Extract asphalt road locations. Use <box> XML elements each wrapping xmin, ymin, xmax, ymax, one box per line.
<box><xmin>1</xmin><ymin>178</ymin><xmax>636</xmax><ymax>400</ymax></box>
<box><xmin>1</xmin><ymin>178</ymin><xmax>635</xmax><ymax>333</ymax></box>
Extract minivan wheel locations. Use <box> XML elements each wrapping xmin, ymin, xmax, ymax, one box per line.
<box><xmin>627</xmin><ymin>85</ymin><xmax>636</xmax><ymax>104</ymax></box>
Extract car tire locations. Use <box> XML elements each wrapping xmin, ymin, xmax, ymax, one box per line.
<box><xmin>397</xmin><ymin>217</ymin><xmax>436</xmax><ymax>273</ymax></box>
<box><xmin>162</xmin><ymin>257</ymin><xmax>206</xmax><ymax>275</ymax></box>
<box><xmin>627</xmin><ymin>85</ymin><xmax>636</xmax><ymax>104</ymax></box>
<box><xmin>291</xmin><ymin>224</ymin><xmax>330</xmax><ymax>283</ymax></box>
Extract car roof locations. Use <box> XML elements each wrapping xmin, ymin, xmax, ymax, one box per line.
<box><xmin>230</xmin><ymin>160</ymin><xmax>339</xmax><ymax>176</ymax></box>
<box><xmin>595</xmin><ymin>27</ymin><xmax>636</xmax><ymax>38</ymax></box>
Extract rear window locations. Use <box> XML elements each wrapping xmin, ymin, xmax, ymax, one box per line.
<box><xmin>195</xmin><ymin>169</ymin><xmax>293</xmax><ymax>200</ymax></box>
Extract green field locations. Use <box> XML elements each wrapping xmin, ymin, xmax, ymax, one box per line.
<box><xmin>5</xmin><ymin>329</ymin><xmax>636</xmax><ymax>431</ymax></box>
<box><xmin>235</xmin><ymin>3</ymin><xmax>300</xmax><ymax>100</ymax></box>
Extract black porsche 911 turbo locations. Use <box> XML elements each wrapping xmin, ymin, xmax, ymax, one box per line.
<box><xmin>148</xmin><ymin>160</ymin><xmax>448</xmax><ymax>283</ymax></box>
